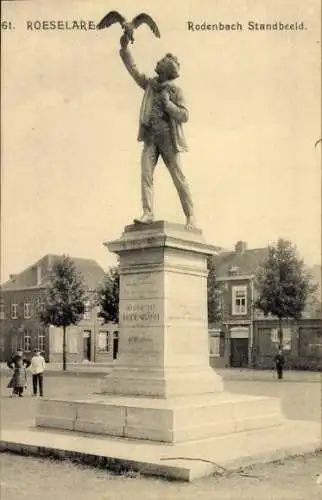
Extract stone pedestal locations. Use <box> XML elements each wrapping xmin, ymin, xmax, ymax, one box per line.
<box><xmin>101</xmin><ymin>221</ymin><xmax>223</xmax><ymax>398</ymax></box>
<box><xmin>35</xmin><ymin>221</ymin><xmax>285</xmax><ymax>444</ymax></box>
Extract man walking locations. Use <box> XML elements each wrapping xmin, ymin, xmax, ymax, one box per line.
<box><xmin>30</xmin><ymin>349</ymin><xmax>46</xmax><ymax>397</ymax></box>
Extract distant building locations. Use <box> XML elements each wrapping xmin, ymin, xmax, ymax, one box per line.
<box><xmin>0</xmin><ymin>255</ymin><xmax>119</xmax><ymax>363</ymax></box>
<box><xmin>208</xmin><ymin>241</ymin><xmax>322</xmax><ymax>370</ymax></box>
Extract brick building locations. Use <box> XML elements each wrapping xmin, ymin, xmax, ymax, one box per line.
<box><xmin>0</xmin><ymin>255</ymin><xmax>119</xmax><ymax>364</ymax></box>
<box><xmin>208</xmin><ymin>241</ymin><xmax>322</xmax><ymax>370</ymax></box>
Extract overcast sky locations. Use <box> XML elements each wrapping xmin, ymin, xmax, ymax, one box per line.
<box><xmin>1</xmin><ymin>0</ymin><xmax>321</xmax><ymax>281</ymax></box>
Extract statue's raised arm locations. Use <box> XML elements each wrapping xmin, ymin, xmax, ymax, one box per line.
<box><xmin>119</xmin><ymin>34</ymin><xmax>148</xmax><ymax>90</ymax></box>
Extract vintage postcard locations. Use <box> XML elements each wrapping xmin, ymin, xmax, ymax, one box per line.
<box><xmin>1</xmin><ymin>0</ymin><xmax>321</xmax><ymax>497</ymax></box>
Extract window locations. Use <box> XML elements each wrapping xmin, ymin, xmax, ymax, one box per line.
<box><xmin>98</xmin><ymin>331</ymin><xmax>109</xmax><ymax>352</ymax></box>
<box><xmin>37</xmin><ymin>328</ymin><xmax>45</xmax><ymax>351</ymax></box>
<box><xmin>11</xmin><ymin>335</ymin><xmax>18</xmax><ymax>351</ymax></box>
<box><xmin>209</xmin><ymin>329</ymin><xmax>223</xmax><ymax>357</ymax></box>
<box><xmin>83</xmin><ymin>300</ymin><xmax>91</xmax><ymax>320</ymax></box>
<box><xmin>283</xmin><ymin>327</ymin><xmax>291</xmax><ymax>350</ymax></box>
<box><xmin>11</xmin><ymin>304</ymin><xmax>18</xmax><ymax>319</ymax></box>
<box><xmin>0</xmin><ymin>302</ymin><xmax>5</xmax><ymax>320</ymax></box>
<box><xmin>209</xmin><ymin>333</ymin><xmax>220</xmax><ymax>357</ymax></box>
<box><xmin>36</xmin><ymin>297</ymin><xmax>44</xmax><ymax>313</ymax></box>
<box><xmin>271</xmin><ymin>328</ymin><xmax>279</xmax><ymax>343</ymax></box>
<box><xmin>271</xmin><ymin>327</ymin><xmax>291</xmax><ymax>350</ymax></box>
<box><xmin>113</xmin><ymin>331</ymin><xmax>119</xmax><ymax>360</ymax></box>
<box><xmin>232</xmin><ymin>286</ymin><xmax>247</xmax><ymax>315</ymax></box>
<box><xmin>68</xmin><ymin>328</ymin><xmax>78</xmax><ymax>353</ymax></box>
<box><xmin>24</xmin><ymin>333</ymin><xmax>31</xmax><ymax>352</ymax></box>
<box><xmin>24</xmin><ymin>302</ymin><xmax>32</xmax><ymax>318</ymax></box>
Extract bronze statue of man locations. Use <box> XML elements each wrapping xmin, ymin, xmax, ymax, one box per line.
<box><xmin>119</xmin><ymin>34</ymin><xmax>195</xmax><ymax>229</ymax></box>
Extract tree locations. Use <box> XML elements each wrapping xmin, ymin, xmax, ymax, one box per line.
<box><xmin>96</xmin><ymin>266</ymin><xmax>120</xmax><ymax>324</ymax></box>
<box><xmin>39</xmin><ymin>256</ymin><xmax>86</xmax><ymax>371</ymax></box>
<box><xmin>207</xmin><ymin>258</ymin><xmax>222</xmax><ymax>325</ymax></box>
<box><xmin>255</xmin><ymin>238</ymin><xmax>316</xmax><ymax>346</ymax></box>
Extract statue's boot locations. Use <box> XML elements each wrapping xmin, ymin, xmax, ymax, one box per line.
<box><xmin>185</xmin><ymin>216</ymin><xmax>197</xmax><ymax>230</ymax></box>
<box><xmin>133</xmin><ymin>213</ymin><xmax>154</xmax><ymax>224</ymax></box>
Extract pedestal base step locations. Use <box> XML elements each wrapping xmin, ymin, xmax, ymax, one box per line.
<box><xmin>35</xmin><ymin>392</ymin><xmax>284</xmax><ymax>443</ymax></box>
<box><xmin>101</xmin><ymin>366</ymin><xmax>224</xmax><ymax>397</ymax></box>
<box><xmin>1</xmin><ymin>420</ymin><xmax>320</xmax><ymax>482</ymax></box>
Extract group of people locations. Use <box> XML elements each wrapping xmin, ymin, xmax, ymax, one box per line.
<box><xmin>7</xmin><ymin>348</ymin><xmax>46</xmax><ymax>397</ymax></box>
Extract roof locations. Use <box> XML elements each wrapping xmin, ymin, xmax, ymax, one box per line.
<box><xmin>70</xmin><ymin>257</ymin><xmax>105</xmax><ymax>290</ymax></box>
<box><xmin>1</xmin><ymin>254</ymin><xmax>105</xmax><ymax>292</ymax></box>
<box><xmin>212</xmin><ymin>247</ymin><xmax>269</xmax><ymax>278</ymax></box>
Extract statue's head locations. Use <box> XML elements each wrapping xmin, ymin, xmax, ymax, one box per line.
<box><xmin>155</xmin><ymin>53</ymin><xmax>180</xmax><ymax>80</ymax></box>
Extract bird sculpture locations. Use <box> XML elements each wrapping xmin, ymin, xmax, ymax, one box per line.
<box><xmin>97</xmin><ymin>11</ymin><xmax>161</xmax><ymax>43</ymax></box>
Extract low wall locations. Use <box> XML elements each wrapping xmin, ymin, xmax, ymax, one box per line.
<box><xmin>253</xmin><ymin>319</ymin><xmax>322</xmax><ymax>371</ymax></box>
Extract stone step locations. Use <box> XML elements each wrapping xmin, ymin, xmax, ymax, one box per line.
<box><xmin>1</xmin><ymin>419</ymin><xmax>320</xmax><ymax>481</ymax></box>
<box><xmin>35</xmin><ymin>391</ymin><xmax>284</xmax><ymax>443</ymax></box>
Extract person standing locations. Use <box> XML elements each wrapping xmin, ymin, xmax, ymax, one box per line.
<box><xmin>7</xmin><ymin>349</ymin><xmax>30</xmax><ymax>397</ymax></box>
<box><xmin>30</xmin><ymin>349</ymin><xmax>46</xmax><ymax>397</ymax></box>
<box><xmin>274</xmin><ymin>347</ymin><xmax>285</xmax><ymax>380</ymax></box>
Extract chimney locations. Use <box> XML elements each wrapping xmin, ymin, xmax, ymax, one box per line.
<box><xmin>9</xmin><ymin>274</ymin><xmax>17</xmax><ymax>280</ymax></box>
<box><xmin>36</xmin><ymin>265</ymin><xmax>42</xmax><ymax>286</ymax></box>
<box><xmin>47</xmin><ymin>255</ymin><xmax>53</xmax><ymax>272</ymax></box>
<box><xmin>235</xmin><ymin>241</ymin><xmax>247</xmax><ymax>254</ymax></box>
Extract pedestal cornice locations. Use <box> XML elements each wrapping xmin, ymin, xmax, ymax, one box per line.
<box><xmin>104</xmin><ymin>221</ymin><xmax>220</xmax><ymax>257</ymax></box>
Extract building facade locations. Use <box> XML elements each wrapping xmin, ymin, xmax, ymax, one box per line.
<box><xmin>0</xmin><ymin>255</ymin><xmax>119</xmax><ymax>364</ymax></box>
<box><xmin>208</xmin><ymin>241</ymin><xmax>322</xmax><ymax>370</ymax></box>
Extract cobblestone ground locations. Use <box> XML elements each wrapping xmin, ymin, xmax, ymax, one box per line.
<box><xmin>0</xmin><ymin>372</ymin><xmax>321</xmax><ymax>499</ymax></box>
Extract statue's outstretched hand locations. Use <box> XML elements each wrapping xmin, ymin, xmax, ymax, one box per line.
<box><xmin>120</xmin><ymin>33</ymin><xmax>130</xmax><ymax>50</ymax></box>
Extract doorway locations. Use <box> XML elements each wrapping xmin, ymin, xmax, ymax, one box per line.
<box><xmin>113</xmin><ymin>331</ymin><xmax>119</xmax><ymax>360</ymax></box>
<box><xmin>83</xmin><ymin>330</ymin><xmax>91</xmax><ymax>361</ymax></box>
<box><xmin>230</xmin><ymin>327</ymin><xmax>249</xmax><ymax>367</ymax></box>
<box><xmin>230</xmin><ymin>338</ymin><xmax>249</xmax><ymax>367</ymax></box>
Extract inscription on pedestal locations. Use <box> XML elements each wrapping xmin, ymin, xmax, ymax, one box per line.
<box><xmin>127</xmin><ymin>332</ymin><xmax>157</xmax><ymax>354</ymax></box>
<box><xmin>122</xmin><ymin>328</ymin><xmax>162</xmax><ymax>359</ymax></box>
<box><xmin>121</xmin><ymin>302</ymin><xmax>161</xmax><ymax>326</ymax></box>
<box><xmin>122</xmin><ymin>273</ymin><xmax>161</xmax><ymax>300</ymax></box>
<box><xmin>167</xmin><ymin>301</ymin><xmax>206</xmax><ymax>324</ymax></box>
<box><xmin>120</xmin><ymin>273</ymin><xmax>162</xmax><ymax>328</ymax></box>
